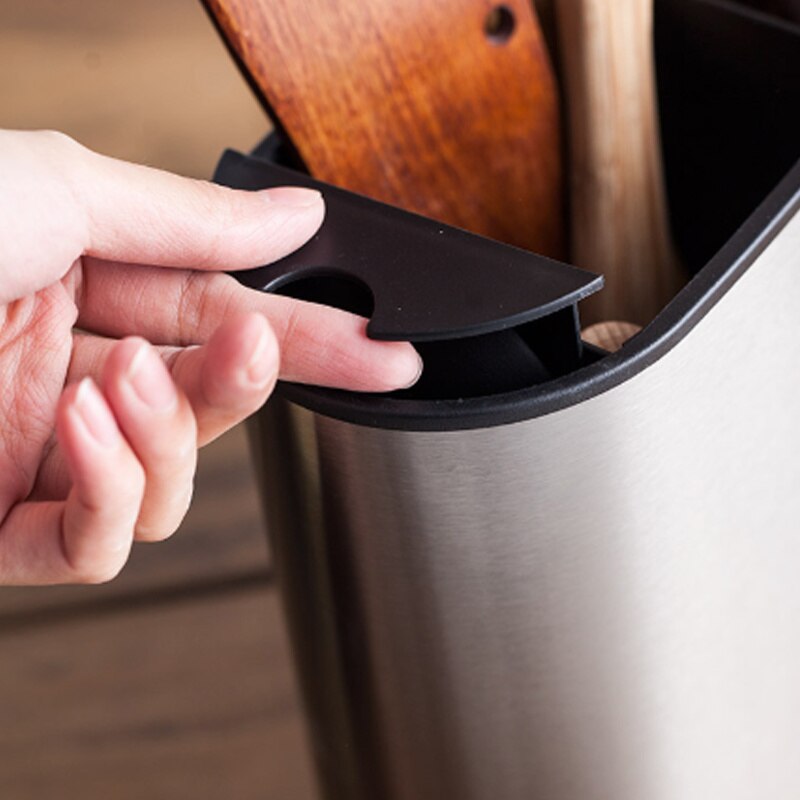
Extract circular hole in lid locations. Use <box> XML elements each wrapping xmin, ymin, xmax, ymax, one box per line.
<box><xmin>272</xmin><ymin>271</ymin><xmax>375</xmax><ymax>318</ymax></box>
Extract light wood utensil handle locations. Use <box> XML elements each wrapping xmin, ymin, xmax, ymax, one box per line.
<box><xmin>555</xmin><ymin>0</ymin><xmax>684</xmax><ymax>325</ymax></box>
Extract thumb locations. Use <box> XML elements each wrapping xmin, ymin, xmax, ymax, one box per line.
<box><xmin>0</xmin><ymin>130</ymin><xmax>324</xmax><ymax>302</ymax></box>
<box><xmin>77</xmin><ymin>144</ymin><xmax>325</xmax><ymax>269</ymax></box>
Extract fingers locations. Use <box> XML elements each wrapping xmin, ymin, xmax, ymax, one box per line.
<box><xmin>101</xmin><ymin>338</ymin><xmax>199</xmax><ymax>541</ymax></box>
<box><xmin>0</xmin><ymin>129</ymin><xmax>324</xmax><ymax>304</ymax></box>
<box><xmin>57</xmin><ymin>379</ymin><xmax>145</xmax><ymax>577</ymax></box>
<box><xmin>77</xmin><ymin>261</ymin><xmax>423</xmax><ymax>391</ymax></box>
<box><xmin>0</xmin><ymin>379</ymin><xmax>144</xmax><ymax>585</ymax></box>
<box><xmin>71</xmin><ymin>313</ymin><xmax>278</xmax><ymax>446</ymax></box>
<box><xmin>2</xmin><ymin>315</ymin><xmax>277</xmax><ymax>584</ymax></box>
<box><xmin>34</xmin><ymin>314</ymin><xmax>278</xmax><ymax>505</ymax></box>
<box><xmin>163</xmin><ymin>311</ymin><xmax>279</xmax><ymax>446</ymax></box>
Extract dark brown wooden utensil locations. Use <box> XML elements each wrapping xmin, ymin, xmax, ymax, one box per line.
<box><xmin>202</xmin><ymin>0</ymin><xmax>564</xmax><ymax>256</ymax></box>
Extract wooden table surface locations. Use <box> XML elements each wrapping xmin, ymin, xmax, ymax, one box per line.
<box><xmin>0</xmin><ymin>1</ymin><xmax>318</xmax><ymax>796</ymax></box>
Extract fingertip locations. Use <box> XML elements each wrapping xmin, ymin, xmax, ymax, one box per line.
<box><xmin>105</xmin><ymin>336</ymin><xmax>183</xmax><ymax>420</ymax></box>
<box><xmin>350</xmin><ymin>339</ymin><xmax>424</xmax><ymax>392</ymax></box>
<box><xmin>101</xmin><ymin>335</ymin><xmax>149</xmax><ymax>381</ymax></box>
<box><xmin>202</xmin><ymin>311</ymin><xmax>280</xmax><ymax>407</ymax></box>
<box><xmin>56</xmin><ymin>377</ymin><xmax>144</xmax><ymax>504</ymax></box>
<box><xmin>260</xmin><ymin>186</ymin><xmax>323</xmax><ymax>209</ymax></box>
<box><xmin>377</xmin><ymin>343</ymin><xmax>424</xmax><ymax>391</ymax></box>
<box><xmin>249</xmin><ymin>187</ymin><xmax>326</xmax><ymax>266</ymax></box>
<box><xmin>199</xmin><ymin>183</ymin><xmax>326</xmax><ymax>271</ymax></box>
<box><xmin>240</xmin><ymin>312</ymin><xmax>280</xmax><ymax>389</ymax></box>
<box><xmin>58</xmin><ymin>377</ymin><xmax>124</xmax><ymax>453</ymax></box>
<box><xmin>270</xmin><ymin>298</ymin><xmax>424</xmax><ymax>393</ymax></box>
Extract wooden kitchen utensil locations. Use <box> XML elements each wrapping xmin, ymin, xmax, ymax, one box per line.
<box><xmin>201</xmin><ymin>0</ymin><xmax>564</xmax><ymax>256</ymax></box>
<box><xmin>555</xmin><ymin>0</ymin><xmax>684</xmax><ymax>326</ymax></box>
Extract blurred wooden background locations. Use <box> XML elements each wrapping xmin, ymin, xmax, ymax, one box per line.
<box><xmin>0</xmin><ymin>1</ymin><xmax>318</xmax><ymax>797</ymax></box>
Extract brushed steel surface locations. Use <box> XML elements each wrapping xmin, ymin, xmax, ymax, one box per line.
<box><xmin>256</xmin><ymin>211</ymin><xmax>800</xmax><ymax>800</ymax></box>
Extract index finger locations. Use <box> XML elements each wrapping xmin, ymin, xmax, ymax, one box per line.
<box><xmin>77</xmin><ymin>260</ymin><xmax>423</xmax><ymax>392</ymax></box>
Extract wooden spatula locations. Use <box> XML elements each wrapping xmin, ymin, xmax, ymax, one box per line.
<box><xmin>201</xmin><ymin>0</ymin><xmax>564</xmax><ymax>257</ymax></box>
<box><xmin>554</xmin><ymin>0</ymin><xmax>684</xmax><ymax>326</ymax></box>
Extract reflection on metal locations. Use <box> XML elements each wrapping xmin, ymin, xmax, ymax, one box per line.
<box><xmin>254</xmin><ymin>214</ymin><xmax>800</xmax><ymax>799</ymax></box>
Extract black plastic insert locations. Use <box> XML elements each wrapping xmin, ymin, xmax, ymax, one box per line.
<box><xmin>214</xmin><ymin>151</ymin><xmax>603</xmax><ymax>400</ymax></box>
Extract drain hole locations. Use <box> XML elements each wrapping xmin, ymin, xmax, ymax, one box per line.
<box><xmin>484</xmin><ymin>5</ymin><xmax>515</xmax><ymax>44</ymax></box>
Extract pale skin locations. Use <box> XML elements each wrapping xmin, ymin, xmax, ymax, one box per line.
<box><xmin>0</xmin><ymin>130</ymin><xmax>422</xmax><ymax>586</ymax></box>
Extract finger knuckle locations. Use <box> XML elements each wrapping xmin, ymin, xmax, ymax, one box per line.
<box><xmin>176</xmin><ymin>271</ymin><xmax>236</xmax><ymax>346</ymax></box>
<box><xmin>278</xmin><ymin>303</ymin><xmax>303</xmax><ymax>353</ymax></box>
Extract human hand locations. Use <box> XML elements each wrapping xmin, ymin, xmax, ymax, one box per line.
<box><xmin>0</xmin><ymin>130</ymin><xmax>421</xmax><ymax>585</ymax></box>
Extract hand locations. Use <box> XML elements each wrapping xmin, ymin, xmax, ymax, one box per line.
<box><xmin>0</xmin><ymin>130</ymin><xmax>421</xmax><ymax>586</ymax></box>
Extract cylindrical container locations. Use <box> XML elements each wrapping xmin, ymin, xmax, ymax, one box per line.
<box><xmin>253</xmin><ymin>199</ymin><xmax>800</xmax><ymax>800</ymax></box>
<box><xmin>222</xmin><ymin>1</ymin><xmax>800</xmax><ymax>797</ymax></box>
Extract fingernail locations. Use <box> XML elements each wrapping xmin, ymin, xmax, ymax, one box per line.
<box><xmin>401</xmin><ymin>351</ymin><xmax>425</xmax><ymax>389</ymax></box>
<box><xmin>126</xmin><ymin>342</ymin><xmax>178</xmax><ymax>411</ymax></box>
<box><xmin>245</xmin><ymin>327</ymin><xmax>278</xmax><ymax>387</ymax></box>
<box><xmin>261</xmin><ymin>186</ymin><xmax>323</xmax><ymax>208</ymax></box>
<box><xmin>75</xmin><ymin>378</ymin><xmax>121</xmax><ymax>448</ymax></box>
